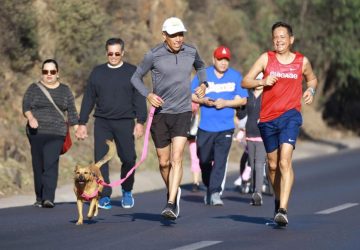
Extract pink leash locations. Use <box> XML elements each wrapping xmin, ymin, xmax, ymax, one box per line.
<box><xmin>98</xmin><ymin>106</ymin><xmax>156</xmax><ymax>187</ymax></box>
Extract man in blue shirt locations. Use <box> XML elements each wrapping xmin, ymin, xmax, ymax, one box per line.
<box><xmin>192</xmin><ymin>46</ymin><xmax>248</xmax><ymax>205</ymax></box>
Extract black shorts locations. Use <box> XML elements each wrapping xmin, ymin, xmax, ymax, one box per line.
<box><xmin>151</xmin><ymin>111</ymin><xmax>192</xmax><ymax>148</ymax></box>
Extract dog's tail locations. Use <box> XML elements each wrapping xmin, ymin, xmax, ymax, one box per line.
<box><xmin>94</xmin><ymin>140</ymin><xmax>116</xmax><ymax>168</ymax></box>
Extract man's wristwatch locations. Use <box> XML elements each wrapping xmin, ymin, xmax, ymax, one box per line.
<box><xmin>308</xmin><ymin>87</ymin><xmax>316</xmax><ymax>96</ymax></box>
<box><xmin>201</xmin><ymin>81</ymin><xmax>209</xmax><ymax>88</ymax></box>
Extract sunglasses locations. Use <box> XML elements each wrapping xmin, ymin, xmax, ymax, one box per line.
<box><xmin>107</xmin><ymin>52</ymin><xmax>121</xmax><ymax>57</ymax></box>
<box><xmin>42</xmin><ymin>70</ymin><xmax>57</xmax><ymax>75</ymax></box>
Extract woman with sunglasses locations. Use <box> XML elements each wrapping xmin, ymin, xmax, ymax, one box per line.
<box><xmin>22</xmin><ymin>59</ymin><xmax>78</xmax><ymax>208</ymax></box>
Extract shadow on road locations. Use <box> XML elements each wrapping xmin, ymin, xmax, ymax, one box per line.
<box><xmin>299</xmin><ymin>128</ymin><xmax>348</xmax><ymax>150</ymax></box>
<box><xmin>214</xmin><ymin>214</ymin><xmax>270</xmax><ymax>225</ymax></box>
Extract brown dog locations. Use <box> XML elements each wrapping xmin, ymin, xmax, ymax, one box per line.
<box><xmin>74</xmin><ymin>140</ymin><xmax>116</xmax><ymax>225</ymax></box>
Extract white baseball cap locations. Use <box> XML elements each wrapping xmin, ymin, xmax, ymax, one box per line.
<box><xmin>162</xmin><ymin>17</ymin><xmax>187</xmax><ymax>35</ymax></box>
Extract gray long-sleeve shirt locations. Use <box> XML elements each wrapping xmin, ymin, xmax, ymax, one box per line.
<box><xmin>131</xmin><ymin>42</ymin><xmax>207</xmax><ymax>114</ymax></box>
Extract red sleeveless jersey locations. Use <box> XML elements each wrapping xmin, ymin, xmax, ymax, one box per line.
<box><xmin>260</xmin><ymin>51</ymin><xmax>304</xmax><ymax>122</ymax></box>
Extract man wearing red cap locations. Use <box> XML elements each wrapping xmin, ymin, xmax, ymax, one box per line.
<box><xmin>191</xmin><ymin>46</ymin><xmax>248</xmax><ymax>206</ymax></box>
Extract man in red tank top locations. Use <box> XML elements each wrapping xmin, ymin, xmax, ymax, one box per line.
<box><xmin>241</xmin><ymin>21</ymin><xmax>318</xmax><ymax>227</ymax></box>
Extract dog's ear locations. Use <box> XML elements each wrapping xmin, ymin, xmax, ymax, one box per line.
<box><xmin>74</xmin><ymin>164</ymin><xmax>81</xmax><ymax>172</ymax></box>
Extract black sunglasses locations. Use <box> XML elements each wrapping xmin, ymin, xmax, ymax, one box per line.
<box><xmin>107</xmin><ymin>52</ymin><xmax>121</xmax><ymax>57</ymax></box>
<box><xmin>42</xmin><ymin>70</ymin><xmax>57</xmax><ymax>75</ymax></box>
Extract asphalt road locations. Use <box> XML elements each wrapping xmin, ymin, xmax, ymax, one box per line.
<box><xmin>1</xmin><ymin>148</ymin><xmax>359</xmax><ymax>250</ymax></box>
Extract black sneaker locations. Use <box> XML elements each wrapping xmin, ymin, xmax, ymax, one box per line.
<box><xmin>33</xmin><ymin>201</ymin><xmax>42</xmax><ymax>208</ymax></box>
<box><xmin>42</xmin><ymin>200</ymin><xmax>55</xmax><ymax>208</ymax></box>
<box><xmin>191</xmin><ymin>183</ymin><xmax>200</xmax><ymax>192</ymax></box>
<box><xmin>251</xmin><ymin>192</ymin><xmax>263</xmax><ymax>206</ymax></box>
<box><xmin>161</xmin><ymin>202</ymin><xmax>177</xmax><ymax>220</ymax></box>
<box><xmin>274</xmin><ymin>208</ymin><xmax>288</xmax><ymax>227</ymax></box>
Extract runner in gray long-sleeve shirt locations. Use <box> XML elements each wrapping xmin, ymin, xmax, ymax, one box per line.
<box><xmin>131</xmin><ymin>17</ymin><xmax>207</xmax><ymax>220</ymax></box>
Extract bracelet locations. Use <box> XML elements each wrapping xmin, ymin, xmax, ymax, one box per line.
<box><xmin>308</xmin><ymin>87</ymin><xmax>316</xmax><ymax>96</ymax></box>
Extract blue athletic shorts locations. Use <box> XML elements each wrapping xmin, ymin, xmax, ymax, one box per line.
<box><xmin>258</xmin><ymin>109</ymin><xmax>303</xmax><ymax>153</ymax></box>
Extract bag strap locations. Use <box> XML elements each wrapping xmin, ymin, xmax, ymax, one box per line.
<box><xmin>36</xmin><ymin>82</ymin><xmax>67</xmax><ymax>121</ymax></box>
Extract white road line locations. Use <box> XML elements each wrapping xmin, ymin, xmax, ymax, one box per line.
<box><xmin>316</xmin><ymin>203</ymin><xmax>359</xmax><ymax>214</ymax></box>
<box><xmin>171</xmin><ymin>241</ymin><xmax>222</xmax><ymax>250</ymax></box>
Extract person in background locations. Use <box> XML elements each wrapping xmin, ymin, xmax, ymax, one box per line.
<box><xmin>23</xmin><ymin>59</ymin><xmax>78</xmax><ymax>208</ymax></box>
<box><xmin>192</xmin><ymin>46</ymin><xmax>248</xmax><ymax>206</ymax></box>
<box><xmin>233</xmin><ymin>106</ymin><xmax>249</xmax><ymax>190</ymax></box>
<box><xmin>76</xmin><ymin>38</ymin><xmax>147</xmax><ymax>210</ymax></box>
<box><xmin>244</xmin><ymin>82</ymin><xmax>267</xmax><ymax>206</ymax></box>
<box><xmin>188</xmin><ymin>102</ymin><xmax>201</xmax><ymax>192</ymax></box>
<box><xmin>131</xmin><ymin>17</ymin><xmax>207</xmax><ymax>220</ymax></box>
<box><xmin>242</xmin><ymin>21</ymin><xmax>318</xmax><ymax>226</ymax></box>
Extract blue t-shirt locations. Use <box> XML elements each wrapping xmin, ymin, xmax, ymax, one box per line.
<box><xmin>191</xmin><ymin>66</ymin><xmax>248</xmax><ymax>132</ymax></box>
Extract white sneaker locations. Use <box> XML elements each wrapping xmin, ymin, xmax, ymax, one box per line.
<box><xmin>210</xmin><ymin>192</ymin><xmax>224</xmax><ymax>206</ymax></box>
<box><xmin>234</xmin><ymin>176</ymin><xmax>242</xmax><ymax>186</ymax></box>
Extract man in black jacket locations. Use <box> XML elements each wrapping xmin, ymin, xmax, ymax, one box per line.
<box><xmin>76</xmin><ymin>38</ymin><xmax>147</xmax><ymax>210</ymax></box>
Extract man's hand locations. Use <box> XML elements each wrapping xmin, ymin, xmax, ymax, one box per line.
<box><xmin>75</xmin><ymin>125</ymin><xmax>88</xmax><ymax>140</ymax></box>
<box><xmin>133</xmin><ymin>123</ymin><xmax>144</xmax><ymax>139</ymax></box>
<box><xmin>303</xmin><ymin>88</ymin><xmax>314</xmax><ymax>105</ymax></box>
<box><xmin>195</xmin><ymin>83</ymin><xmax>207</xmax><ymax>98</ymax></box>
<box><xmin>263</xmin><ymin>75</ymin><xmax>278</xmax><ymax>86</ymax></box>
<box><xmin>202</xmin><ymin>97</ymin><xmax>216</xmax><ymax>106</ymax></box>
<box><xmin>147</xmin><ymin>93</ymin><xmax>164</xmax><ymax>107</ymax></box>
<box><xmin>213</xmin><ymin>98</ymin><xmax>227</xmax><ymax>109</ymax></box>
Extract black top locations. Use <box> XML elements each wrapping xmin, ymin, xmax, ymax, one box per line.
<box><xmin>245</xmin><ymin>90</ymin><xmax>262</xmax><ymax>137</ymax></box>
<box><xmin>79</xmin><ymin>62</ymin><xmax>147</xmax><ymax>125</ymax></box>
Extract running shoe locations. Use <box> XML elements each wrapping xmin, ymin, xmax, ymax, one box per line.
<box><xmin>241</xmin><ymin>182</ymin><xmax>251</xmax><ymax>194</ymax></box>
<box><xmin>33</xmin><ymin>201</ymin><xmax>42</xmax><ymax>208</ymax></box>
<box><xmin>274</xmin><ymin>208</ymin><xmax>288</xmax><ymax>227</ymax></box>
<box><xmin>161</xmin><ymin>202</ymin><xmax>177</xmax><ymax>220</ymax></box>
<box><xmin>191</xmin><ymin>183</ymin><xmax>200</xmax><ymax>192</ymax></box>
<box><xmin>251</xmin><ymin>192</ymin><xmax>263</xmax><ymax>206</ymax></box>
<box><xmin>161</xmin><ymin>188</ymin><xmax>181</xmax><ymax>220</ymax></box>
<box><xmin>121</xmin><ymin>190</ymin><xmax>134</xmax><ymax>209</ymax></box>
<box><xmin>210</xmin><ymin>192</ymin><xmax>224</xmax><ymax>206</ymax></box>
<box><xmin>233</xmin><ymin>176</ymin><xmax>242</xmax><ymax>187</ymax></box>
<box><xmin>98</xmin><ymin>196</ymin><xmax>112</xmax><ymax>209</ymax></box>
<box><xmin>42</xmin><ymin>200</ymin><xmax>55</xmax><ymax>208</ymax></box>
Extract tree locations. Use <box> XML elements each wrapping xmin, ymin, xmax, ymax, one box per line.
<box><xmin>54</xmin><ymin>0</ymin><xmax>110</xmax><ymax>96</ymax></box>
<box><xmin>0</xmin><ymin>0</ymin><xmax>38</xmax><ymax>71</ymax></box>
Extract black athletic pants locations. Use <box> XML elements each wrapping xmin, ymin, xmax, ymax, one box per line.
<box><xmin>196</xmin><ymin>128</ymin><xmax>233</xmax><ymax>194</ymax></box>
<box><xmin>94</xmin><ymin>117</ymin><xmax>136</xmax><ymax>198</ymax></box>
<box><xmin>27</xmin><ymin>132</ymin><xmax>64</xmax><ymax>202</ymax></box>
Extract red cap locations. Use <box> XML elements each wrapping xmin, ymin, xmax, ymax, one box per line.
<box><xmin>213</xmin><ymin>46</ymin><xmax>231</xmax><ymax>60</ymax></box>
